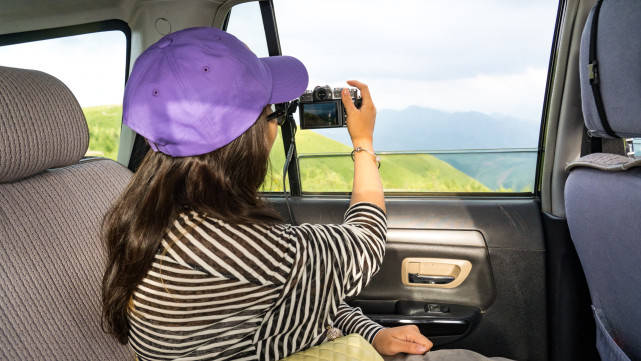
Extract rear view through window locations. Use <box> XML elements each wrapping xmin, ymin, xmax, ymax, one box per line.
<box><xmin>267</xmin><ymin>0</ymin><xmax>559</xmax><ymax>193</ymax></box>
<box><xmin>0</xmin><ymin>30</ymin><xmax>127</xmax><ymax>160</ymax></box>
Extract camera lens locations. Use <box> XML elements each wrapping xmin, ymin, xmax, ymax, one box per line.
<box><xmin>313</xmin><ymin>85</ymin><xmax>332</xmax><ymax>101</ymax></box>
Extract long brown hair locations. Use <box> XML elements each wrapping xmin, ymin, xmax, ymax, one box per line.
<box><xmin>101</xmin><ymin>111</ymin><xmax>281</xmax><ymax>344</ymax></box>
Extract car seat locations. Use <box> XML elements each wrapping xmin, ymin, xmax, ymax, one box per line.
<box><xmin>0</xmin><ymin>66</ymin><xmax>133</xmax><ymax>359</ymax></box>
<box><xmin>564</xmin><ymin>1</ymin><xmax>641</xmax><ymax>360</ymax></box>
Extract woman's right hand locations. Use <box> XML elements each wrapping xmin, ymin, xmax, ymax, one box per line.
<box><xmin>342</xmin><ymin>80</ymin><xmax>376</xmax><ymax>147</ymax></box>
<box><xmin>372</xmin><ymin>325</ymin><xmax>433</xmax><ymax>356</ymax></box>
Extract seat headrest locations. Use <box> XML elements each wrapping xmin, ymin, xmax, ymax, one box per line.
<box><xmin>0</xmin><ymin>66</ymin><xmax>89</xmax><ymax>183</ymax></box>
<box><xmin>579</xmin><ymin>0</ymin><xmax>641</xmax><ymax>138</ymax></box>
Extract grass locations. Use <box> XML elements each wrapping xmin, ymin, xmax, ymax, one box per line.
<box><xmin>83</xmin><ymin>105</ymin><xmax>122</xmax><ymax>160</ymax></box>
<box><xmin>262</xmin><ymin>130</ymin><xmax>489</xmax><ymax>193</ymax></box>
<box><xmin>83</xmin><ymin>104</ymin><xmax>508</xmax><ymax>193</ymax></box>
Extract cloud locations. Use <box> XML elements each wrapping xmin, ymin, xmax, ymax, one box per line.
<box><xmin>228</xmin><ymin>0</ymin><xmax>558</xmax><ymax>121</ymax></box>
<box><xmin>0</xmin><ymin>0</ymin><xmax>558</xmax><ymax>121</ymax></box>
<box><xmin>358</xmin><ymin>67</ymin><xmax>549</xmax><ymax>121</ymax></box>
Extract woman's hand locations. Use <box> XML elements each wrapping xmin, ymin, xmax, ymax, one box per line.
<box><xmin>342</xmin><ymin>80</ymin><xmax>376</xmax><ymax>147</ymax></box>
<box><xmin>372</xmin><ymin>325</ymin><xmax>433</xmax><ymax>356</ymax></box>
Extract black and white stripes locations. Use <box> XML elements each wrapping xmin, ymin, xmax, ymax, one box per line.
<box><xmin>128</xmin><ymin>202</ymin><xmax>387</xmax><ymax>360</ymax></box>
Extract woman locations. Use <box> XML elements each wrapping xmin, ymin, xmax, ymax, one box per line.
<box><xmin>101</xmin><ymin>27</ymin><xmax>509</xmax><ymax>361</ymax></box>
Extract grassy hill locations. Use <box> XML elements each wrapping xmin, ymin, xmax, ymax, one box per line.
<box><xmin>435</xmin><ymin>152</ymin><xmax>536</xmax><ymax>192</ymax></box>
<box><xmin>82</xmin><ymin>105</ymin><xmax>490</xmax><ymax>193</ymax></box>
<box><xmin>263</xmin><ymin>130</ymin><xmax>489</xmax><ymax>193</ymax></box>
<box><xmin>83</xmin><ymin>105</ymin><xmax>122</xmax><ymax>160</ymax></box>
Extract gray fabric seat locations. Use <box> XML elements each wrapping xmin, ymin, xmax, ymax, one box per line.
<box><xmin>0</xmin><ymin>66</ymin><xmax>133</xmax><ymax>359</ymax></box>
<box><xmin>565</xmin><ymin>1</ymin><xmax>641</xmax><ymax>361</ymax></box>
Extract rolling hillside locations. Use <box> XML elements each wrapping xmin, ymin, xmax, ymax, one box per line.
<box><xmin>263</xmin><ymin>130</ymin><xmax>489</xmax><ymax>193</ymax></box>
<box><xmin>83</xmin><ymin>105</ymin><xmax>122</xmax><ymax>159</ymax></box>
<box><xmin>83</xmin><ymin>104</ymin><xmax>495</xmax><ymax>193</ymax></box>
<box><xmin>310</xmin><ymin>105</ymin><xmax>539</xmax><ymax>191</ymax></box>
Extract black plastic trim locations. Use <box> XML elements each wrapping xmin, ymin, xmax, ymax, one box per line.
<box><xmin>259</xmin><ymin>0</ymin><xmax>302</xmax><ymax>196</ymax></box>
<box><xmin>535</xmin><ymin>0</ymin><xmax>566</xmax><ymax>195</ymax></box>
<box><xmin>296</xmin><ymin>191</ymin><xmax>536</xmax><ymax>198</ymax></box>
<box><xmin>350</xmin><ymin>299</ymin><xmax>481</xmax><ymax>347</ymax></box>
<box><xmin>222</xmin><ymin>9</ymin><xmax>231</xmax><ymax>31</ymax></box>
<box><xmin>542</xmin><ymin>212</ymin><xmax>598</xmax><ymax>361</ymax></box>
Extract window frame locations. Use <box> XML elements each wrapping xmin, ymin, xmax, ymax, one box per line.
<box><xmin>0</xmin><ymin>19</ymin><xmax>132</xmax><ymax>162</ymax></box>
<box><xmin>223</xmin><ymin>0</ymin><xmax>302</xmax><ymax>195</ymax></box>
<box><xmin>256</xmin><ymin>0</ymin><xmax>565</xmax><ymax>198</ymax></box>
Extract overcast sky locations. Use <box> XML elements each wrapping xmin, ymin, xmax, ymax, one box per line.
<box><xmin>0</xmin><ymin>0</ymin><xmax>558</xmax><ymax>122</ymax></box>
<box><xmin>230</xmin><ymin>0</ymin><xmax>559</xmax><ymax>122</ymax></box>
<box><xmin>0</xmin><ymin>31</ymin><xmax>126</xmax><ymax>108</ymax></box>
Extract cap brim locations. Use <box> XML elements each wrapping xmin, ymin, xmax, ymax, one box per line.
<box><xmin>260</xmin><ymin>55</ymin><xmax>309</xmax><ymax>104</ymax></box>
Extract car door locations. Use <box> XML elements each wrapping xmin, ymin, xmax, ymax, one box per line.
<box><xmin>219</xmin><ymin>2</ymin><xmax>557</xmax><ymax>359</ymax></box>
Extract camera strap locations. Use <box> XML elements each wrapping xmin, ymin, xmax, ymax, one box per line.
<box><xmin>281</xmin><ymin>101</ymin><xmax>298</xmax><ymax>225</ymax></box>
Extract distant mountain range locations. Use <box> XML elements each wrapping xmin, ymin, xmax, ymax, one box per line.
<box><xmin>308</xmin><ymin>106</ymin><xmax>541</xmax><ymax>151</ymax></box>
<box><xmin>300</xmin><ymin>106</ymin><xmax>540</xmax><ymax>191</ymax></box>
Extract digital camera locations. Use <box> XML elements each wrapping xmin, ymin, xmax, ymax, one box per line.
<box><xmin>298</xmin><ymin>85</ymin><xmax>362</xmax><ymax>129</ymax></box>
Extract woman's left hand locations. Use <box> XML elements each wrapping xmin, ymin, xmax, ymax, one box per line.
<box><xmin>372</xmin><ymin>325</ymin><xmax>433</xmax><ymax>356</ymax></box>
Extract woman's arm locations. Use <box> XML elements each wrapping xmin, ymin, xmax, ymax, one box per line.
<box><xmin>342</xmin><ymin>80</ymin><xmax>385</xmax><ymax>213</ymax></box>
<box><xmin>334</xmin><ymin>302</ymin><xmax>383</xmax><ymax>342</ymax></box>
<box><xmin>289</xmin><ymin>201</ymin><xmax>387</xmax><ymax>298</ymax></box>
<box><xmin>334</xmin><ymin>303</ymin><xmax>433</xmax><ymax>356</ymax></box>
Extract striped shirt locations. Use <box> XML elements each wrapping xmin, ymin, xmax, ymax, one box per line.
<box><xmin>128</xmin><ymin>202</ymin><xmax>387</xmax><ymax>360</ymax></box>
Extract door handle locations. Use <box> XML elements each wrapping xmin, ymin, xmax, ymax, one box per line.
<box><xmin>408</xmin><ymin>273</ymin><xmax>456</xmax><ymax>285</ymax></box>
<box><xmin>402</xmin><ymin>258</ymin><xmax>472</xmax><ymax>289</ymax></box>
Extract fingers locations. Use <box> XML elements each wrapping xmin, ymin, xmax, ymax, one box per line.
<box><xmin>412</xmin><ymin>333</ymin><xmax>433</xmax><ymax>351</ymax></box>
<box><xmin>346</xmin><ymin>79</ymin><xmax>373</xmax><ymax>108</ymax></box>
<box><xmin>405</xmin><ymin>325</ymin><xmax>433</xmax><ymax>350</ymax></box>
<box><xmin>341</xmin><ymin>88</ymin><xmax>357</xmax><ymax>115</ymax></box>
<box><xmin>388</xmin><ymin>338</ymin><xmax>428</xmax><ymax>355</ymax></box>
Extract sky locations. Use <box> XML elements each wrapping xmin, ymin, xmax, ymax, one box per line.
<box><xmin>229</xmin><ymin>0</ymin><xmax>559</xmax><ymax>122</ymax></box>
<box><xmin>0</xmin><ymin>0</ymin><xmax>558</xmax><ymax>122</ymax></box>
<box><xmin>0</xmin><ymin>31</ymin><xmax>126</xmax><ymax>107</ymax></box>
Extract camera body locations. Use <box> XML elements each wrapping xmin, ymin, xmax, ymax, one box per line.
<box><xmin>298</xmin><ymin>85</ymin><xmax>362</xmax><ymax>129</ymax></box>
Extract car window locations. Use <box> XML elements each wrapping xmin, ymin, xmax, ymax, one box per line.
<box><xmin>0</xmin><ymin>30</ymin><xmax>127</xmax><ymax>160</ymax></box>
<box><xmin>268</xmin><ymin>0</ymin><xmax>559</xmax><ymax>194</ymax></box>
<box><xmin>226</xmin><ymin>2</ymin><xmax>286</xmax><ymax>192</ymax></box>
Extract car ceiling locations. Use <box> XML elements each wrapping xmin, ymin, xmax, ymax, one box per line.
<box><xmin>0</xmin><ymin>0</ymin><xmax>246</xmax><ymax>35</ymax></box>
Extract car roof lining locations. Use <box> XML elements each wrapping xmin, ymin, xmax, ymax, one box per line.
<box><xmin>0</xmin><ymin>0</ymin><xmax>255</xmax><ymax>36</ymax></box>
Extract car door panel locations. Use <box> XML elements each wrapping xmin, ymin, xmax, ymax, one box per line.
<box><xmin>269</xmin><ymin>196</ymin><xmax>546</xmax><ymax>361</ymax></box>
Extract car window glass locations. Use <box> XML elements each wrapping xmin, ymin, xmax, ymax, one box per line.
<box><xmin>271</xmin><ymin>0</ymin><xmax>559</xmax><ymax>193</ymax></box>
<box><xmin>0</xmin><ymin>30</ymin><xmax>127</xmax><ymax>160</ymax></box>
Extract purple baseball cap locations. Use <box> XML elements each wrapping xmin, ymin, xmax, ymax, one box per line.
<box><xmin>122</xmin><ymin>26</ymin><xmax>309</xmax><ymax>157</ymax></box>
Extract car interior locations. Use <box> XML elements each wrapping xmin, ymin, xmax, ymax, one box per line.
<box><xmin>0</xmin><ymin>0</ymin><xmax>639</xmax><ymax>360</ymax></box>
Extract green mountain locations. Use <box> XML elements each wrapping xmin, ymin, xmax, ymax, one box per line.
<box><xmin>81</xmin><ymin>105</ymin><xmax>490</xmax><ymax>193</ymax></box>
<box><xmin>263</xmin><ymin>130</ymin><xmax>489</xmax><ymax>193</ymax></box>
